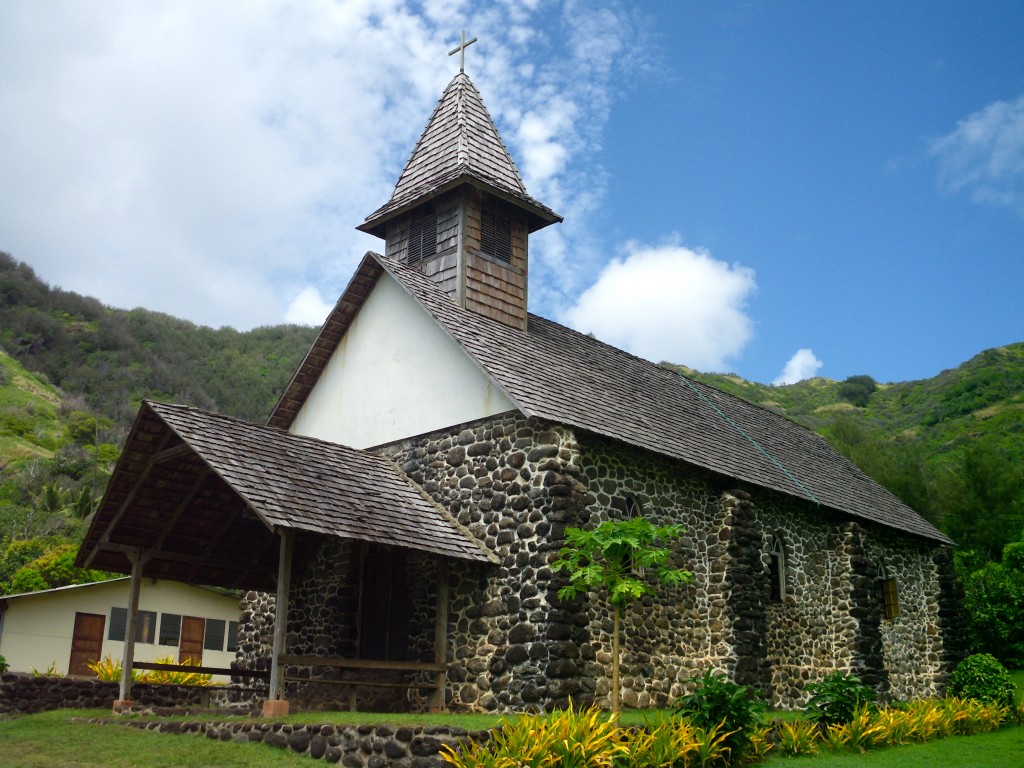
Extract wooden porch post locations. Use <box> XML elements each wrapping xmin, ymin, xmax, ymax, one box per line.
<box><xmin>264</xmin><ymin>528</ymin><xmax>293</xmax><ymax>718</ymax></box>
<box><xmin>431</xmin><ymin>560</ymin><xmax>449</xmax><ymax>712</ymax></box>
<box><xmin>114</xmin><ymin>549</ymin><xmax>148</xmax><ymax>711</ymax></box>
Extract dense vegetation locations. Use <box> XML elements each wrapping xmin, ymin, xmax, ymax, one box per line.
<box><xmin>1</xmin><ymin>249</ymin><xmax>1022</xmax><ymax>665</ymax></box>
<box><xmin>675</xmin><ymin>344</ymin><xmax>1024</xmax><ymax>562</ymax></box>
<box><xmin>0</xmin><ymin>251</ymin><xmax>317</xmax><ymax>593</ymax></box>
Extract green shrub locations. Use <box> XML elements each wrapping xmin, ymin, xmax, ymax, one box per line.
<box><xmin>947</xmin><ymin>653</ymin><xmax>1015</xmax><ymax>708</ymax></box>
<box><xmin>0</xmin><ymin>654</ymin><xmax>9</xmax><ymax>673</ymax></box>
<box><xmin>805</xmin><ymin>671</ymin><xmax>877</xmax><ymax>727</ymax></box>
<box><xmin>672</xmin><ymin>669</ymin><xmax>765</xmax><ymax>762</ymax></box>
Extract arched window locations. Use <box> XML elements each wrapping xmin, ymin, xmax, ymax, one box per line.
<box><xmin>624</xmin><ymin>494</ymin><xmax>642</xmax><ymax>518</ymax></box>
<box><xmin>877</xmin><ymin>562</ymin><xmax>900</xmax><ymax>620</ymax></box>
<box><xmin>768</xmin><ymin>534</ymin><xmax>787</xmax><ymax>602</ymax></box>
<box><xmin>407</xmin><ymin>208</ymin><xmax>437</xmax><ymax>265</ymax></box>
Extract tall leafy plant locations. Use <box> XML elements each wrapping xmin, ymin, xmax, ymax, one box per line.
<box><xmin>672</xmin><ymin>669</ymin><xmax>766</xmax><ymax>762</ymax></box>
<box><xmin>552</xmin><ymin>516</ymin><xmax>691</xmax><ymax>716</ymax></box>
<box><xmin>805</xmin><ymin>671</ymin><xmax>877</xmax><ymax>727</ymax></box>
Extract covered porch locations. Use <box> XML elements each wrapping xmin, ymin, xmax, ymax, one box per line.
<box><xmin>76</xmin><ymin>400</ymin><xmax>495</xmax><ymax>716</ymax></box>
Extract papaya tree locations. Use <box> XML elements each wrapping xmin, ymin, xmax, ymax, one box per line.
<box><xmin>552</xmin><ymin>516</ymin><xmax>692</xmax><ymax>716</ymax></box>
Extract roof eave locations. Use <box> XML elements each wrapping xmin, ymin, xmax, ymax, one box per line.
<box><xmin>357</xmin><ymin>173</ymin><xmax>562</xmax><ymax>239</ymax></box>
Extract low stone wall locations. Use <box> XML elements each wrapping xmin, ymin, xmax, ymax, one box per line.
<box><xmin>0</xmin><ymin>673</ymin><xmax>261</xmax><ymax>716</ymax></box>
<box><xmin>90</xmin><ymin>717</ymin><xmax>487</xmax><ymax>767</ymax></box>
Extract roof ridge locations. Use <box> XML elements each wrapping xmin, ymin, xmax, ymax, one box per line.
<box><xmin>150</xmin><ymin>399</ymin><xmax>373</xmax><ymax>458</ymax></box>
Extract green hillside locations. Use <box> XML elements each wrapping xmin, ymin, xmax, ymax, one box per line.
<box><xmin>0</xmin><ymin>252</ymin><xmax>319</xmax><ymax>429</ymax></box>
<box><xmin>674</xmin><ymin>343</ymin><xmax>1024</xmax><ymax>559</ymax></box>
<box><xmin>0</xmin><ymin>252</ymin><xmax>318</xmax><ymax>593</ymax></box>
<box><xmin>1</xmin><ymin>248</ymin><xmax>1022</xmax><ymax>596</ymax></box>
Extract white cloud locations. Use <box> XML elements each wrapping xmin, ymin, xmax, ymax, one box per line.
<box><xmin>0</xmin><ymin>0</ymin><xmax>643</xmax><ymax>330</ymax></box>
<box><xmin>772</xmin><ymin>349</ymin><xmax>823</xmax><ymax>385</ymax></box>
<box><xmin>930</xmin><ymin>94</ymin><xmax>1024</xmax><ymax>214</ymax></box>
<box><xmin>560</xmin><ymin>242</ymin><xmax>757</xmax><ymax>370</ymax></box>
<box><xmin>285</xmin><ymin>286</ymin><xmax>334</xmax><ymax>326</ymax></box>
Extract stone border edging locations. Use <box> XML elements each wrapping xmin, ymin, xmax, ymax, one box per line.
<box><xmin>78</xmin><ymin>715</ymin><xmax>492</xmax><ymax>768</ymax></box>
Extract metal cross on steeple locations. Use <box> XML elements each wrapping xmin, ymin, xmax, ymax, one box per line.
<box><xmin>448</xmin><ymin>29</ymin><xmax>477</xmax><ymax>73</ymax></box>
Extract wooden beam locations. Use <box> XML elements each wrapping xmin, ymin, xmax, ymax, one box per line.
<box><xmin>117</xmin><ymin>550</ymin><xmax>150</xmax><ymax>704</ymax></box>
<box><xmin>131</xmin><ymin>661</ymin><xmax>269</xmax><ymax>680</ymax></box>
<box><xmin>184</xmin><ymin>500</ymin><xmax>244</xmax><ymax>583</ymax></box>
<box><xmin>201</xmin><ymin>503</ymin><xmax>243</xmax><ymax>557</ymax></box>
<box><xmin>268</xmin><ymin>529</ymin><xmax>293</xmax><ymax>702</ymax></box>
<box><xmin>432</xmin><ymin>560</ymin><xmax>449</xmax><ymax>711</ymax></box>
<box><xmin>278</xmin><ymin>656</ymin><xmax>445</xmax><ymax>673</ymax></box>
<box><xmin>151</xmin><ymin>443</ymin><xmax>193</xmax><ymax>464</ymax></box>
<box><xmin>152</xmin><ymin>467</ymin><xmax>210</xmax><ymax>550</ymax></box>
<box><xmin>95</xmin><ymin>542</ymin><xmax>275</xmax><ymax>578</ymax></box>
<box><xmin>84</xmin><ymin>431</ymin><xmax>174</xmax><ymax>568</ymax></box>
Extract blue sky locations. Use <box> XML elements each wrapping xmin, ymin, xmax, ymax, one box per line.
<box><xmin>0</xmin><ymin>1</ymin><xmax>1021</xmax><ymax>385</ymax></box>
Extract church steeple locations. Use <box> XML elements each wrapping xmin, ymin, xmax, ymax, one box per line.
<box><xmin>358</xmin><ymin>69</ymin><xmax>561</xmax><ymax>331</ymax></box>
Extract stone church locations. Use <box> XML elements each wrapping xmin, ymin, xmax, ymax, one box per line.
<box><xmin>79</xmin><ymin>67</ymin><xmax>964</xmax><ymax>714</ymax></box>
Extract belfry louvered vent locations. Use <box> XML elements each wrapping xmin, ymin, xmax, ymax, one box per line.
<box><xmin>407</xmin><ymin>209</ymin><xmax>437</xmax><ymax>265</ymax></box>
<box><xmin>480</xmin><ymin>200</ymin><xmax>512</xmax><ymax>263</ymax></box>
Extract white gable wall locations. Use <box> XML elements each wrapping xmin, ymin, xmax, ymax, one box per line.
<box><xmin>289</xmin><ymin>274</ymin><xmax>516</xmax><ymax>448</ymax></box>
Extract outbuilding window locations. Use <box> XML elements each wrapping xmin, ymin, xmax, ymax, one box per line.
<box><xmin>108</xmin><ymin>607</ymin><xmax>157</xmax><ymax>643</ymax></box>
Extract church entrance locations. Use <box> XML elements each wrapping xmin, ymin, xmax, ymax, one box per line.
<box><xmin>358</xmin><ymin>545</ymin><xmax>410</xmax><ymax>661</ymax></box>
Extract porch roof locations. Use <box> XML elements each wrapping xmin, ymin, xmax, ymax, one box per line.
<box><xmin>76</xmin><ymin>401</ymin><xmax>495</xmax><ymax>590</ymax></box>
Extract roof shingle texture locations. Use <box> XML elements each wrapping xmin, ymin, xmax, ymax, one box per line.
<box><xmin>276</xmin><ymin>253</ymin><xmax>950</xmax><ymax>545</ymax></box>
<box><xmin>362</xmin><ymin>73</ymin><xmax>559</xmax><ymax>229</ymax></box>
<box><xmin>149</xmin><ymin>401</ymin><xmax>493</xmax><ymax>562</ymax></box>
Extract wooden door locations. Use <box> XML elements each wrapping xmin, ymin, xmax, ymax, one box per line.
<box><xmin>68</xmin><ymin>612</ymin><xmax>105</xmax><ymax>676</ymax></box>
<box><xmin>179</xmin><ymin>616</ymin><xmax>205</xmax><ymax>665</ymax></box>
<box><xmin>359</xmin><ymin>548</ymin><xmax>410</xmax><ymax>660</ymax></box>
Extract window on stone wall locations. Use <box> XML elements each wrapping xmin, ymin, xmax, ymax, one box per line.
<box><xmin>480</xmin><ymin>198</ymin><xmax>512</xmax><ymax>263</ymax></box>
<box><xmin>624</xmin><ymin>495</ymin><xmax>642</xmax><ymax>517</ymax></box>
<box><xmin>877</xmin><ymin>563</ymin><xmax>900</xmax><ymax>620</ymax></box>
<box><xmin>768</xmin><ymin>535</ymin><xmax>787</xmax><ymax>602</ymax></box>
<box><xmin>407</xmin><ymin>208</ymin><xmax>437</xmax><ymax>265</ymax></box>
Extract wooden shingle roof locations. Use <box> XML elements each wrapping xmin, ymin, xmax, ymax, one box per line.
<box><xmin>270</xmin><ymin>252</ymin><xmax>952</xmax><ymax>546</ymax></box>
<box><xmin>358</xmin><ymin>73</ymin><xmax>561</xmax><ymax>237</ymax></box>
<box><xmin>79</xmin><ymin>400</ymin><xmax>494</xmax><ymax>588</ymax></box>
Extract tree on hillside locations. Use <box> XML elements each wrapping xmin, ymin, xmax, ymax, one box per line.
<box><xmin>553</xmin><ymin>517</ymin><xmax>692</xmax><ymax>716</ymax></box>
<box><xmin>960</xmin><ymin>530</ymin><xmax>1024</xmax><ymax>666</ymax></box>
<box><xmin>6</xmin><ymin>544</ymin><xmax>113</xmax><ymax>594</ymax></box>
<box><xmin>944</xmin><ymin>442</ymin><xmax>1024</xmax><ymax>560</ymax></box>
<box><xmin>837</xmin><ymin>375</ymin><xmax>877</xmax><ymax>407</ymax></box>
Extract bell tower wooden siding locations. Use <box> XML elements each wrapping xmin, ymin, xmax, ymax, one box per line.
<box><xmin>384</xmin><ymin>190</ymin><xmax>529</xmax><ymax>332</ymax></box>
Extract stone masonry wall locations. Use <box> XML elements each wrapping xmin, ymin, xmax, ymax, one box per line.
<box><xmin>573</xmin><ymin>433</ymin><xmax>732</xmax><ymax>709</ymax></box>
<box><xmin>382</xmin><ymin>412</ymin><xmax>592</xmax><ymax>712</ymax></box>
<box><xmin>237</xmin><ymin>412</ymin><xmax>957</xmax><ymax>713</ymax></box>
<box><xmin>862</xmin><ymin>529</ymin><xmax>953</xmax><ymax>700</ymax></box>
<box><xmin>576</xmin><ymin>435</ymin><xmax>954</xmax><ymax>710</ymax></box>
<box><xmin>0</xmin><ymin>673</ymin><xmax>259</xmax><ymax>716</ymax></box>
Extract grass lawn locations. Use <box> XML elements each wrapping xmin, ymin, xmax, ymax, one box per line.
<box><xmin>0</xmin><ymin>710</ymin><xmax>310</xmax><ymax>768</ymax></box>
<box><xmin>2</xmin><ymin>671</ymin><xmax>1022</xmax><ymax>767</ymax></box>
<box><xmin>765</xmin><ymin>725</ymin><xmax>1024</xmax><ymax>767</ymax></box>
